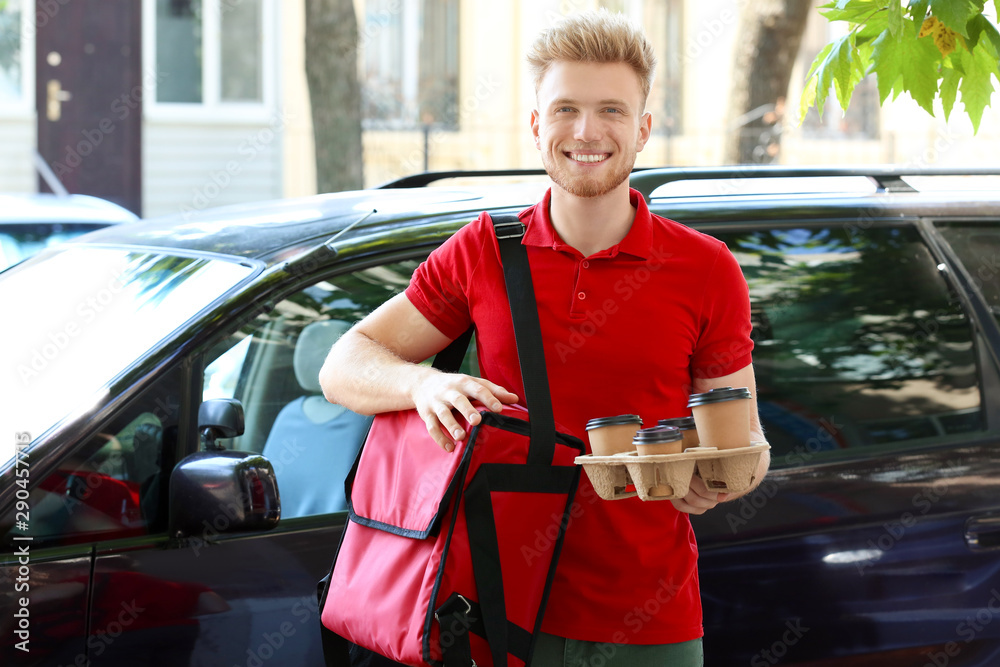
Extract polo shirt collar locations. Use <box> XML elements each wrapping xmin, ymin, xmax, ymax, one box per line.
<box><xmin>522</xmin><ymin>187</ymin><xmax>652</xmax><ymax>260</ymax></box>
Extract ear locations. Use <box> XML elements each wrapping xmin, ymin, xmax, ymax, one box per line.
<box><xmin>530</xmin><ymin>109</ymin><xmax>541</xmax><ymax>148</ymax></box>
<box><xmin>636</xmin><ymin>112</ymin><xmax>652</xmax><ymax>152</ymax></box>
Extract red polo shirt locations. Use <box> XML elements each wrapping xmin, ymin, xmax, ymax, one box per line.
<box><xmin>406</xmin><ymin>188</ymin><xmax>753</xmax><ymax>645</ymax></box>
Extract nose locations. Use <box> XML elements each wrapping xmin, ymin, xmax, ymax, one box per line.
<box><xmin>573</xmin><ymin>112</ymin><xmax>602</xmax><ymax>143</ymax></box>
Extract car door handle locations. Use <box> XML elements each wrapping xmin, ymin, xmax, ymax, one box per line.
<box><xmin>965</xmin><ymin>515</ymin><xmax>1000</xmax><ymax>551</ymax></box>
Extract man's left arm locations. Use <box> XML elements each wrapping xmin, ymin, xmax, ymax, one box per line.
<box><xmin>670</xmin><ymin>363</ymin><xmax>770</xmax><ymax>514</ymax></box>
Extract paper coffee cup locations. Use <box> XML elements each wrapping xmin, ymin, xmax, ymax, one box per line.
<box><xmin>633</xmin><ymin>425</ymin><xmax>683</xmax><ymax>456</ymax></box>
<box><xmin>585</xmin><ymin>414</ymin><xmax>642</xmax><ymax>456</ymax></box>
<box><xmin>657</xmin><ymin>416</ymin><xmax>700</xmax><ymax>450</ymax></box>
<box><xmin>686</xmin><ymin>387</ymin><xmax>752</xmax><ymax>450</ymax></box>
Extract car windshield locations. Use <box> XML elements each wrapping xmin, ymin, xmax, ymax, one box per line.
<box><xmin>0</xmin><ymin>247</ymin><xmax>254</xmax><ymax>464</ymax></box>
<box><xmin>0</xmin><ymin>223</ymin><xmax>109</xmax><ymax>271</ymax></box>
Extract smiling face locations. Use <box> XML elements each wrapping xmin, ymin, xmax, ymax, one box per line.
<box><xmin>531</xmin><ymin>60</ymin><xmax>652</xmax><ymax>199</ymax></box>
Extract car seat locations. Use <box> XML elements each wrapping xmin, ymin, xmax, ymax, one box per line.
<box><xmin>261</xmin><ymin>319</ymin><xmax>372</xmax><ymax>519</ymax></box>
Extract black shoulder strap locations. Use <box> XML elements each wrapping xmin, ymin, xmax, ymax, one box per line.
<box><xmin>431</xmin><ymin>326</ymin><xmax>474</xmax><ymax>373</ymax></box>
<box><xmin>489</xmin><ymin>213</ymin><xmax>557</xmax><ymax>466</ymax></box>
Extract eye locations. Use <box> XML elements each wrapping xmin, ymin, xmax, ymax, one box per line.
<box><xmin>604</xmin><ymin>107</ymin><xmax>624</xmax><ymax>114</ymax></box>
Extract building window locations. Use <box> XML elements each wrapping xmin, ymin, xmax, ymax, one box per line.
<box><xmin>0</xmin><ymin>0</ymin><xmax>24</xmax><ymax>104</ymax></box>
<box><xmin>362</xmin><ymin>0</ymin><xmax>460</xmax><ymax>129</ymax></box>
<box><xmin>152</xmin><ymin>0</ymin><xmax>267</xmax><ymax>106</ymax></box>
<box><xmin>220</xmin><ymin>0</ymin><xmax>263</xmax><ymax>102</ymax></box>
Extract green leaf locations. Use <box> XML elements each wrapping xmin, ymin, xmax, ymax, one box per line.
<box><xmin>901</xmin><ymin>21</ymin><xmax>943</xmax><ymax>112</ymax></box>
<box><xmin>856</xmin><ymin>10</ymin><xmax>891</xmax><ymax>43</ymax></box>
<box><xmin>908</xmin><ymin>0</ymin><xmax>930</xmax><ymax>29</ymax></box>
<box><xmin>799</xmin><ymin>71</ymin><xmax>819</xmax><ymax>124</ymax></box>
<box><xmin>800</xmin><ymin>42</ymin><xmax>834</xmax><ymax>120</ymax></box>
<box><xmin>888</xmin><ymin>1</ymin><xmax>904</xmax><ymax>37</ymax></box>
<box><xmin>967</xmin><ymin>14</ymin><xmax>1000</xmax><ymax>55</ymax></box>
<box><xmin>804</xmin><ymin>41</ymin><xmax>834</xmax><ymax>83</ymax></box>
<box><xmin>928</xmin><ymin>0</ymin><xmax>983</xmax><ymax>37</ymax></box>
<box><xmin>822</xmin><ymin>0</ymin><xmax>887</xmax><ymax>24</ymax></box>
<box><xmin>871</xmin><ymin>23</ymin><xmax>907</xmax><ymax>102</ymax></box>
<box><xmin>940</xmin><ymin>65</ymin><xmax>961</xmax><ymax>120</ymax></box>
<box><xmin>813</xmin><ymin>36</ymin><xmax>854</xmax><ymax>117</ymax></box>
<box><xmin>958</xmin><ymin>42</ymin><xmax>998</xmax><ymax>132</ymax></box>
<box><xmin>829</xmin><ymin>35</ymin><xmax>858</xmax><ymax>111</ymax></box>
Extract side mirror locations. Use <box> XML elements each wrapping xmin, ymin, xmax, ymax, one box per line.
<box><xmin>199</xmin><ymin>398</ymin><xmax>245</xmax><ymax>450</ymax></box>
<box><xmin>169</xmin><ymin>449</ymin><xmax>280</xmax><ymax>539</ymax></box>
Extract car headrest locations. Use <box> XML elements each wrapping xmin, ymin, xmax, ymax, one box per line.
<box><xmin>294</xmin><ymin>319</ymin><xmax>353</xmax><ymax>393</ymax></box>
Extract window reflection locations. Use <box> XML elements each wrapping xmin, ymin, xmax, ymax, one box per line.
<box><xmin>714</xmin><ymin>225</ymin><xmax>982</xmax><ymax>461</ymax></box>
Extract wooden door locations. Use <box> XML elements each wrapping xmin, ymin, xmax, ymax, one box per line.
<box><xmin>35</xmin><ymin>0</ymin><xmax>142</xmax><ymax>215</ymax></box>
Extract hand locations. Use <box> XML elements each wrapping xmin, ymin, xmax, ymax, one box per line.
<box><xmin>412</xmin><ymin>371</ymin><xmax>518</xmax><ymax>451</ymax></box>
<box><xmin>670</xmin><ymin>474</ymin><xmax>729</xmax><ymax>515</ymax></box>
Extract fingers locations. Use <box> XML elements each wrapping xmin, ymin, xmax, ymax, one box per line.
<box><xmin>482</xmin><ymin>379</ymin><xmax>519</xmax><ymax>405</ymax></box>
<box><xmin>670</xmin><ymin>475</ymin><xmax>727</xmax><ymax>515</ymax></box>
<box><xmin>415</xmin><ymin>373</ymin><xmax>518</xmax><ymax>453</ymax></box>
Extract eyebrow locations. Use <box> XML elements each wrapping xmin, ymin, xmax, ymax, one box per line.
<box><xmin>550</xmin><ymin>98</ymin><xmax>631</xmax><ymax>108</ymax></box>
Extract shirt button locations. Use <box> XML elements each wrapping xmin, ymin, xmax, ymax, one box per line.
<box><xmin>577</xmin><ymin>291</ymin><xmax>586</xmax><ymax>300</ymax></box>
<box><xmin>582</xmin><ymin>261</ymin><xmax>590</xmax><ymax>269</ymax></box>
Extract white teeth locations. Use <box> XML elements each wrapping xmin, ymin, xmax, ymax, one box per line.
<box><xmin>569</xmin><ymin>153</ymin><xmax>608</xmax><ymax>163</ymax></box>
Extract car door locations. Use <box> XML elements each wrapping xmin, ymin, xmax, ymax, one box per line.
<box><xmin>86</xmin><ymin>250</ymin><xmax>476</xmax><ymax>666</ymax></box>
<box><xmin>689</xmin><ymin>220</ymin><xmax>1000</xmax><ymax>666</ymax></box>
<box><xmin>1</xmin><ymin>365</ymin><xmax>185</xmax><ymax>667</ymax></box>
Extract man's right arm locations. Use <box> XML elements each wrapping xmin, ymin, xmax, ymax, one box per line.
<box><xmin>318</xmin><ymin>293</ymin><xmax>518</xmax><ymax>451</ymax></box>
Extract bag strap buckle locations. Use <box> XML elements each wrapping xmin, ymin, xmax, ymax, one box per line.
<box><xmin>493</xmin><ymin>220</ymin><xmax>525</xmax><ymax>240</ymax></box>
<box><xmin>435</xmin><ymin>593</ymin><xmax>472</xmax><ymax>622</ymax></box>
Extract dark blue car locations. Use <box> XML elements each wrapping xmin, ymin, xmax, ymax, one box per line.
<box><xmin>4</xmin><ymin>167</ymin><xmax>1000</xmax><ymax>665</ymax></box>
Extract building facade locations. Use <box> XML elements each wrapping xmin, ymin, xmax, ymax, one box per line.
<box><xmin>0</xmin><ymin>0</ymin><xmax>996</xmax><ymax>218</ymax></box>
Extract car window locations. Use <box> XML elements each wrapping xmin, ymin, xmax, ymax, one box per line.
<box><xmin>934</xmin><ymin>222</ymin><xmax>1000</xmax><ymax>326</ymax></box>
<box><xmin>0</xmin><ymin>367</ymin><xmax>181</xmax><ymax>551</ymax></box>
<box><xmin>201</xmin><ymin>257</ymin><xmax>479</xmax><ymax>520</ymax></box>
<box><xmin>1</xmin><ymin>247</ymin><xmax>253</xmax><ymax>464</ymax></box>
<box><xmin>711</xmin><ymin>225</ymin><xmax>982</xmax><ymax>464</ymax></box>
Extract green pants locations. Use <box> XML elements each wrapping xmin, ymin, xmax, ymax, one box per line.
<box><xmin>532</xmin><ymin>632</ymin><xmax>704</xmax><ymax>667</ymax></box>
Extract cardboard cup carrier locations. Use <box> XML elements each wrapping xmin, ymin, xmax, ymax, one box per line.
<box><xmin>583</xmin><ymin>415</ymin><xmax>642</xmax><ymax>499</ymax></box>
<box><xmin>576</xmin><ymin>391</ymin><xmax>768</xmax><ymax>501</ymax></box>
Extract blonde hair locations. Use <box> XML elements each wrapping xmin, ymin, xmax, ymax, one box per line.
<box><xmin>527</xmin><ymin>10</ymin><xmax>657</xmax><ymax>105</ymax></box>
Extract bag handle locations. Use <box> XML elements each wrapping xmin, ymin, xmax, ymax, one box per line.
<box><xmin>489</xmin><ymin>213</ymin><xmax>557</xmax><ymax>466</ymax></box>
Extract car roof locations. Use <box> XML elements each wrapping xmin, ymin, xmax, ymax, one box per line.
<box><xmin>0</xmin><ymin>193</ymin><xmax>139</xmax><ymax>224</ymax></box>
<box><xmin>67</xmin><ymin>167</ymin><xmax>1000</xmax><ymax>267</ymax></box>
<box><xmin>76</xmin><ymin>183</ymin><xmax>550</xmax><ymax>264</ymax></box>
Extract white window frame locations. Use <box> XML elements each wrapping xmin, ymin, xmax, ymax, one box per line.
<box><xmin>142</xmin><ymin>0</ymin><xmax>279</xmax><ymax>123</ymax></box>
<box><xmin>0</xmin><ymin>0</ymin><xmax>35</xmax><ymax>118</ymax></box>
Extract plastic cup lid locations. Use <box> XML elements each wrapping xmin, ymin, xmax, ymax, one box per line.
<box><xmin>657</xmin><ymin>416</ymin><xmax>697</xmax><ymax>430</ymax></box>
<box><xmin>686</xmin><ymin>386</ymin><xmax>752</xmax><ymax>408</ymax></box>
<box><xmin>585</xmin><ymin>414</ymin><xmax>643</xmax><ymax>430</ymax></box>
<box><xmin>632</xmin><ymin>425</ymin><xmax>682</xmax><ymax>444</ymax></box>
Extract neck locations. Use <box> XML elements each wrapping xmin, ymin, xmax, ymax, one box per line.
<box><xmin>548</xmin><ymin>180</ymin><xmax>637</xmax><ymax>257</ymax></box>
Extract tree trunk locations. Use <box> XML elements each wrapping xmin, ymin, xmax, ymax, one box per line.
<box><xmin>304</xmin><ymin>0</ymin><xmax>364</xmax><ymax>192</ymax></box>
<box><xmin>724</xmin><ymin>0</ymin><xmax>813</xmax><ymax>164</ymax></box>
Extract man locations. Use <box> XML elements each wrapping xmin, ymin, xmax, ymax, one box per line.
<box><xmin>320</xmin><ymin>9</ymin><xmax>768</xmax><ymax>666</ymax></box>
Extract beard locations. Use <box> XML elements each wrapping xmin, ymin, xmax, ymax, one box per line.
<box><xmin>541</xmin><ymin>145</ymin><xmax>637</xmax><ymax>198</ymax></box>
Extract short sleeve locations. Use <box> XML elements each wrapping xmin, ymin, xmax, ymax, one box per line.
<box><xmin>689</xmin><ymin>243</ymin><xmax>754</xmax><ymax>379</ymax></box>
<box><xmin>404</xmin><ymin>213</ymin><xmax>489</xmax><ymax>341</ymax></box>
